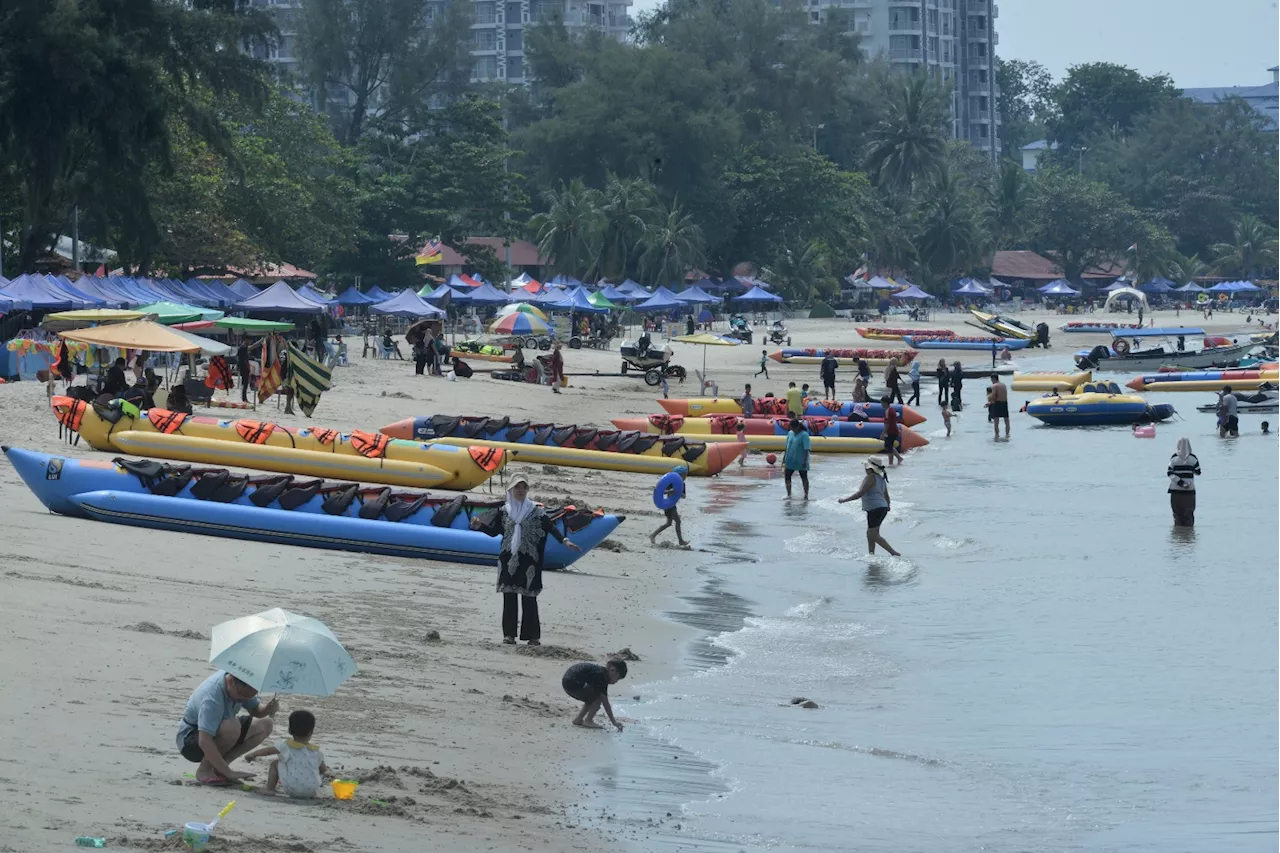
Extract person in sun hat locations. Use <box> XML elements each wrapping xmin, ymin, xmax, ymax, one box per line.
<box><xmin>837</xmin><ymin>457</ymin><xmax>900</xmax><ymax>557</ymax></box>
<box><xmin>472</xmin><ymin>476</ymin><xmax>579</xmax><ymax>645</ymax></box>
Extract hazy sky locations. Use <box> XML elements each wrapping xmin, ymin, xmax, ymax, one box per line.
<box><xmin>628</xmin><ymin>0</ymin><xmax>1280</xmax><ymax>88</ymax></box>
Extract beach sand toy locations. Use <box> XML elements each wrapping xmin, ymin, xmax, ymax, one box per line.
<box><xmin>182</xmin><ymin>822</ymin><xmax>212</xmax><ymax>851</ymax></box>
<box><xmin>331</xmin><ymin>779</ymin><xmax>359</xmax><ymax>800</ymax></box>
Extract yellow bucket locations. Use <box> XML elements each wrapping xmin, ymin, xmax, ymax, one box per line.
<box><xmin>331</xmin><ymin>779</ymin><xmax>359</xmax><ymax>800</ymax></box>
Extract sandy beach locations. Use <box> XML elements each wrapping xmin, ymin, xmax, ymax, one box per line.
<box><xmin>0</xmin><ymin>305</ymin><xmax>1265</xmax><ymax>852</ymax></box>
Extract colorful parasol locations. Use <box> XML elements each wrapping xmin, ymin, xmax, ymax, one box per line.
<box><xmin>489</xmin><ymin>312</ymin><xmax>551</xmax><ymax>335</ymax></box>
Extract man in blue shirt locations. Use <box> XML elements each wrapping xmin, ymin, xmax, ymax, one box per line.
<box><xmin>177</xmin><ymin>671</ymin><xmax>278</xmax><ymax>784</ymax></box>
<box><xmin>783</xmin><ymin>418</ymin><xmax>811</xmax><ymax>500</ymax></box>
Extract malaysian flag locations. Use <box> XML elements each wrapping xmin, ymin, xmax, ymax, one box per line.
<box><xmin>415</xmin><ymin>237</ymin><xmax>444</xmax><ymax>266</ymax></box>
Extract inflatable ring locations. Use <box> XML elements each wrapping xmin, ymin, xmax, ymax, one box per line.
<box><xmin>653</xmin><ymin>470</ymin><xmax>685</xmax><ymax>510</ymax></box>
<box><xmin>1113</xmin><ymin>338</ymin><xmax>1131</xmax><ymax>356</ymax></box>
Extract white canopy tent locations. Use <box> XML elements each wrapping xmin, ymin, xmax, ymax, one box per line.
<box><xmin>1103</xmin><ymin>286</ymin><xmax>1148</xmax><ymax>311</ymax></box>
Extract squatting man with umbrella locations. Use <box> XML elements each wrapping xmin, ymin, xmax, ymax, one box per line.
<box><xmin>176</xmin><ymin>608</ymin><xmax>357</xmax><ymax>785</ymax></box>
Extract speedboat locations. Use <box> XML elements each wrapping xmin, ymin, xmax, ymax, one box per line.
<box><xmin>1024</xmin><ymin>381</ymin><xmax>1176</xmax><ymax>426</ymax></box>
<box><xmin>1075</xmin><ymin>327</ymin><xmax>1269</xmax><ymax>371</ymax></box>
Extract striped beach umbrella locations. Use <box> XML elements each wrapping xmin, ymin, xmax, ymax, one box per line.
<box><xmin>497</xmin><ymin>302</ymin><xmax>549</xmax><ymax>321</ymax></box>
<box><xmin>489</xmin><ymin>312</ymin><xmax>551</xmax><ymax>335</ymax></box>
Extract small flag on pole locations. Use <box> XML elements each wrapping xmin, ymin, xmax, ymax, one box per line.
<box><xmin>415</xmin><ymin>237</ymin><xmax>444</xmax><ymax>266</ymax></box>
<box><xmin>286</xmin><ymin>341</ymin><xmax>332</xmax><ymax>418</ymax></box>
<box><xmin>1127</xmin><ymin>243</ymin><xmax>1138</xmax><ymax>253</ymax></box>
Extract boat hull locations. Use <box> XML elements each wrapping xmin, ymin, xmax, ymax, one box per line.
<box><xmin>1025</xmin><ymin>394</ymin><xmax>1175</xmax><ymax>426</ymax></box>
<box><xmin>379</xmin><ymin>416</ymin><xmax>742</xmax><ymax>476</ymax></box>
<box><xmin>1074</xmin><ymin>341</ymin><xmax>1261</xmax><ymax>371</ymax></box>
<box><xmin>1011</xmin><ymin>371</ymin><xmax>1092</xmax><ymax>392</ymax></box>
<box><xmin>656</xmin><ymin>397</ymin><xmax>927</xmax><ymax>426</ymax></box>
<box><xmin>769</xmin><ymin>347</ymin><xmax>918</xmax><ymax>367</ymax></box>
<box><xmin>903</xmin><ymin>336</ymin><xmax>1031</xmax><ymax>350</ymax></box>
<box><xmin>3</xmin><ymin>447</ymin><xmax>618</xmax><ymax>568</ymax></box>
<box><xmin>609</xmin><ymin>415</ymin><xmax>928</xmax><ymax>449</ymax></box>
<box><xmin>970</xmin><ymin>310</ymin><xmax>1036</xmax><ymax>340</ymax></box>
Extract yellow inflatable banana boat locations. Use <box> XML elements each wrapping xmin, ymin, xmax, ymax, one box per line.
<box><xmin>51</xmin><ymin>398</ymin><xmax>504</xmax><ymax>491</ymax></box>
<box><xmin>427</xmin><ymin>436</ymin><xmax>742</xmax><ymax>476</ymax></box>
<box><xmin>1011</xmin><ymin>371</ymin><xmax>1092</xmax><ymax>392</ymax></box>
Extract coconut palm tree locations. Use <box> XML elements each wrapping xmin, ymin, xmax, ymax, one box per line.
<box><xmin>762</xmin><ymin>240</ymin><xmax>834</xmax><ymax>304</ymax></box>
<box><xmin>914</xmin><ymin>164</ymin><xmax>982</xmax><ymax>287</ymax></box>
<box><xmin>1166</xmin><ymin>252</ymin><xmax>1210</xmax><ymax>286</ymax></box>
<box><xmin>1211</xmin><ymin>215</ymin><xmax>1279</xmax><ymax>279</ymax></box>
<box><xmin>597</xmin><ymin>175</ymin><xmax>654</xmax><ymax>280</ymax></box>
<box><xmin>528</xmin><ymin>179</ymin><xmax>603</xmax><ymax>277</ymax></box>
<box><xmin>637</xmin><ymin>199</ymin><xmax>705</xmax><ymax>287</ymax></box>
<box><xmin>864</xmin><ymin>72</ymin><xmax>950</xmax><ymax>194</ymax></box>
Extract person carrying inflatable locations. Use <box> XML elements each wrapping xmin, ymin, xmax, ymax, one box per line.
<box><xmin>650</xmin><ymin>466</ymin><xmax>690</xmax><ymax>549</ymax></box>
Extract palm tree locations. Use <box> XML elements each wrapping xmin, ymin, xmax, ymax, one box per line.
<box><xmin>597</xmin><ymin>175</ymin><xmax>654</xmax><ymax>280</ymax></box>
<box><xmin>864</xmin><ymin>72</ymin><xmax>950</xmax><ymax>194</ymax></box>
<box><xmin>762</xmin><ymin>240</ymin><xmax>834</xmax><ymax>304</ymax></box>
<box><xmin>988</xmin><ymin>159</ymin><xmax>1027</xmax><ymax>249</ymax></box>
<box><xmin>1167</xmin><ymin>252</ymin><xmax>1210</xmax><ymax>287</ymax></box>
<box><xmin>528</xmin><ymin>179</ymin><xmax>603</xmax><ymax>276</ymax></box>
<box><xmin>1211</xmin><ymin>215</ymin><xmax>1279</xmax><ymax>279</ymax></box>
<box><xmin>913</xmin><ymin>164</ymin><xmax>982</xmax><ymax>287</ymax></box>
<box><xmin>637</xmin><ymin>199</ymin><xmax>705</xmax><ymax>287</ymax></box>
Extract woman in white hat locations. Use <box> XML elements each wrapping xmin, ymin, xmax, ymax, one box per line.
<box><xmin>837</xmin><ymin>457</ymin><xmax>900</xmax><ymax>557</ymax></box>
<box><xmin>472</xmin><ymin>476</ymin><xmax>579</xmax><ymax>644</ymax></box>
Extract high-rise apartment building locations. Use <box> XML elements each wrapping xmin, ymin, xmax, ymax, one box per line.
<box><xmin>808</xmin><ymin>0</ymin><xmax>1000</xmax><ymax>158</ymax></box>
<box><xmin>252</xmin><ymin>0</ymin><xmax>631</xmax><ymax>92</ymax></box>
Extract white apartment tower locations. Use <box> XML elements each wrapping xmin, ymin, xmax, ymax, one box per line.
<box><xmin>810</xmin><ymin>0</ymin><xmax>1000</xmax><ymax>157</ymax></box>
<box><xmin>253</xmin><ymin>0</ymin><xmax>631</xmax><ymax>89</ymax></box>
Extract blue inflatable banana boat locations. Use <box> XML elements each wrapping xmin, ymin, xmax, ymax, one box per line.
<box><xmin>4</xmin><ymin>447</ymin><xmax>619</xmax><ymax>569</ymax></box>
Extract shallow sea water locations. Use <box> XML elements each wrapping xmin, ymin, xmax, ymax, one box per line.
<box><xmin>592</xmin><ymin>353</ymin><xmax>1279</xmax><ymax>852</ymax></box>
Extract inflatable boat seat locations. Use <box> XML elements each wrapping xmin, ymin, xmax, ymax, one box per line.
<box><xmin>550</xmin><ymin>426</ymin><xmax>577</xmax><ymax>445</ymax></box>
<box><xmin>321</xmin><ymin>483</ymin><xmax>361</xmax><ymax>515</ymax></box>
<box><xmin>594</xmin><ymin>431</ymin><xmax>620</xmax><ymax>451</ymax></box>
<box><xmin>505</xmin><ymin>422</ymin><xmax>530</xmax><ymax>441</ymax></box>
<box><xmin>278</xmin><ymin>479</ymin><xmax>323</xmax><ymax>511</ymax></box>
<box><xmin>431</xmin><ymin>495</ymin><xmax>467</xmax><ymax>528</ymax></box>
<box><xmin>481</xmin><ymin>416</ymin><xmax>510</xmax><ymax>435</ymax></box>
<box><xmin>428</xmin><ymin>415</ymin><xmax>459</xmax><ymax>437</ymax></box>
<box><xmin>358</xmin><ymin>487</ymin><xmax>393</xmax><ymax>520</ymax></box>
<box><xmin>249</xmin><ymin>476</ymin><xmax>295</xmax><ymax>507</ymax></box>
<box><xmin>191</xmin><ymin>471</ymin><xmax>249</xmax><ymax>503</ymax></box>
<box><xmin>570</xmin><ymin>429</ymin><xmax>597</xmax><ymax>448</ymax></box>
<box><xmin>659</xmin><ymin>437</ymin><xmax>687</xmax><ymax>456</ymax></box>
<box><xmin>384</xmin><ymin>492</ymin><xmax>430</xmax><ymax>522</ymax></box>
<box><xmin>532</xmin><ymin>424</ymin><xmax>555</xmax><ymax>444</ymax></box>
<box><xmin>681</xmin><ymin>443</ymin><xmax>707</xmax><ymax>461</ymax></box>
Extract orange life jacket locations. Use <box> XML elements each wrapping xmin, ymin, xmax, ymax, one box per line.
<box><xmin>349</xmin><ymin>430</ymin><xmax>390</xmax><ymax>459</ymax></box>
<box><xmin>468</xmin><ymin>445</ymin><xmax>505</xmax><ymax>472</ymax></box>
<box><xmin>234</xmin><ymin>419</ymin><xmax>276</xmax><ymax>444</ymax></box>
<box><xmin>147</xmin><ymin>408</ymin><xmax>188</xmax><ymax>434</ymax></box>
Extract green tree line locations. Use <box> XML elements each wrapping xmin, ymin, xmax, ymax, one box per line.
<box><xmin>1</xmin><ymin>0</ymin><xmax>1275</xmax><ymax>299</ymax></box>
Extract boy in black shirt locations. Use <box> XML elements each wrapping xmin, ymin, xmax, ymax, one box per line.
<box><xmin>561</xmin><ymin>660</ymin><xmax>628</xmax><ymax>731</ymax></box>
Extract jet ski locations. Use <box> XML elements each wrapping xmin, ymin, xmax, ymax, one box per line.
<box><xmin>1195</xmin><ymin>389</ymin><xmax>1278</xmax><ymax>414</ymax></box>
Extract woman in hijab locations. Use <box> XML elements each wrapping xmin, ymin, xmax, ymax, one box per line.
<box><xmin>472</xmin><ymin>476</ymin><xmax>579</xmax><ymax>645</ymax></box>
<box><xmin>884</xmin><ymin>357</ymin><xmax>903</xmax><ymax>405</ymax></box>
<box><xmin>1166</xmin><ymin>438</ymin><xmax>1201</xmax><ymax>527</ymax></box>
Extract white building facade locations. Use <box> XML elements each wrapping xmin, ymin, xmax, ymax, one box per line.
<box><xmin>809</xmin><ymin>0</ymin><xmax>1000</xmax><ymax>157</ymax></box>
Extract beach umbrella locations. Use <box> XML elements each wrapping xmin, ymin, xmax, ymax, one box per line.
<box><xmin>137</xmin><ymin>301</ymin><xmax>220</xmax><ymax>324</ymax></box>
<box><xmin>209</xmin><ymin>608</ymin><xmax>357</xmax><ymax>696</ymax></box>
<box><xmin>489</xmin><ymin>312</ymin><xmax>551</xmax><ymax>335</ymax></box>
<box><xmin>497</xmin><ymin>302</ymin><xmax>549</xmax><ymax>320</ymax></box>
<box><xmin>672</xmin><ymin>332</ymin><xmax>740</xmax><ymax>376</ymax></box>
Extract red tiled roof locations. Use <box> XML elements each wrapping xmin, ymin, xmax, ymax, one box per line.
<box><xmin>220</xmin><ymin>262</ymin><xmax>317</xmax><ymax>281</ymax></box>
<box><xmin>992</xmin><ymin>251</ymin><xmax>1123</xmax><ymax>281</ymax></box>
<box><xmin>427</xmin><ymin>238</ymin><xmax>548</xmax><ymax>267</ymax></box>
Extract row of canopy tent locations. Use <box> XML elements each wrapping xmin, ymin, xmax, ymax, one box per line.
<box><xmin>0</xmin><ymin>273</ymin><xmax>265</xmax><ymax>313</ymax></box>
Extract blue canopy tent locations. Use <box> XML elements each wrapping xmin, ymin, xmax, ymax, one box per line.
<box><xmin>296</xmin><ymin>284</ymin><xmax>333</xmax><ymax>305</ymax></box>
<box><xmin>1038</xmin><ymin>279</ymin><xmax>1080</xmax><ymax>296</ymax></box>
<box><xmin>634</xmin><ymin>286</ymin><xmax>684</xmax><ymax>312</ymax></box>
<box><xmin>227</xmin><ymin>279</ymin><xmax>259</xmax><ymax>300</ymax></box>
<box><xmin>1138</xmin><ymin>277</ymin><xmax>1174</xmax><ymax>293</ymax></box>
<box><xmin>1174</xmin><ymin>282</ymin><xmax>1205</xmax><ymax>293</ymax></box>
<box><xmin>617</xmin><ymin>279</ymin><xmax>649</xmax><ymax>297</ymax></box>
<box><xmin>547</xmin><ymin>274</ymin><xmax>583</xmax><ymax>288</ymax></box>
<box><xmin>866</xmin><ymin>276</ymin><xmax>899</xmax><ymax>290</ymax></box>
<box><xmin>370</xmin><ymin>290</ymin><xmax>446</xmax><ymax>317</ymax></box>
<box><xmin>1101</xmin><ymin>280</ymin><xmax>1132</xmax><ymax>293</ymax></box>
<box><xmin>676</xmin><ymin>285</ymin><xmax>719</xmax><ymax>304</ymax></box>
<box><xmin>732</xmin><ymin>285</ymin><xmax>785</xmax><ymax>305</ymax></box>
<box><xmin>334</xmin><ymin>286</ymin><xmax>375</xmax><ymax>306</ymax></box>
<box><xmin>555</xmin><ymin>287</ymin><xmax>609</xmax><ymax>314</ymax></box>
<box><xmin>0</xmin><ymin>273</ymin><xmax>101</xmax><ymax>310</ymax></box>
<box><xmin>160</xmin><ymin>278</ymin><xmax>216</xmax><ymax>307</ymax></box>
<box><xmin>235</xmin><ymin>280</ymin><xmax>326</xmax><ymax>315</ymax></box>
<box><xmin>466</xmin><ymin>282</ymin><xmax>514</xmax><ymax>305</ymax></box>
<box><xmin>363</xmin><ymin>285</ymin><xmax>394</xmax><ymax>303</ymax></box>
<box><xmin>1207</xmin><ymin>281</ymin><xmax>1241</xmax><ymax>293</ymax></box>
<box><xmin>598</xmin><ymin>284</ymin><xmax>631</xmax><ymax>303</ymax></box>
<box><xmin>1229</xmin><ymin>280</ymin><xmax>1262</xmax><ymax>291</ymax></box>
<box><xmin>69</xmin><ymin>276</ymin><xmax>135</xmax><ymax>308</ymax></box>
<box><xmin>426</xmin><ymin>284</ymin><xmax>472</xmax><ymax>306</ymax></box>
<box><xmin>891</xmin><ymin>284</ymin><xmax>934</xmax><ymax>300</ymax></box>
<box><xmin>194</xmin><ymin>279</ymin><xmax>243</xmax><ymax>308</ymax></box>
